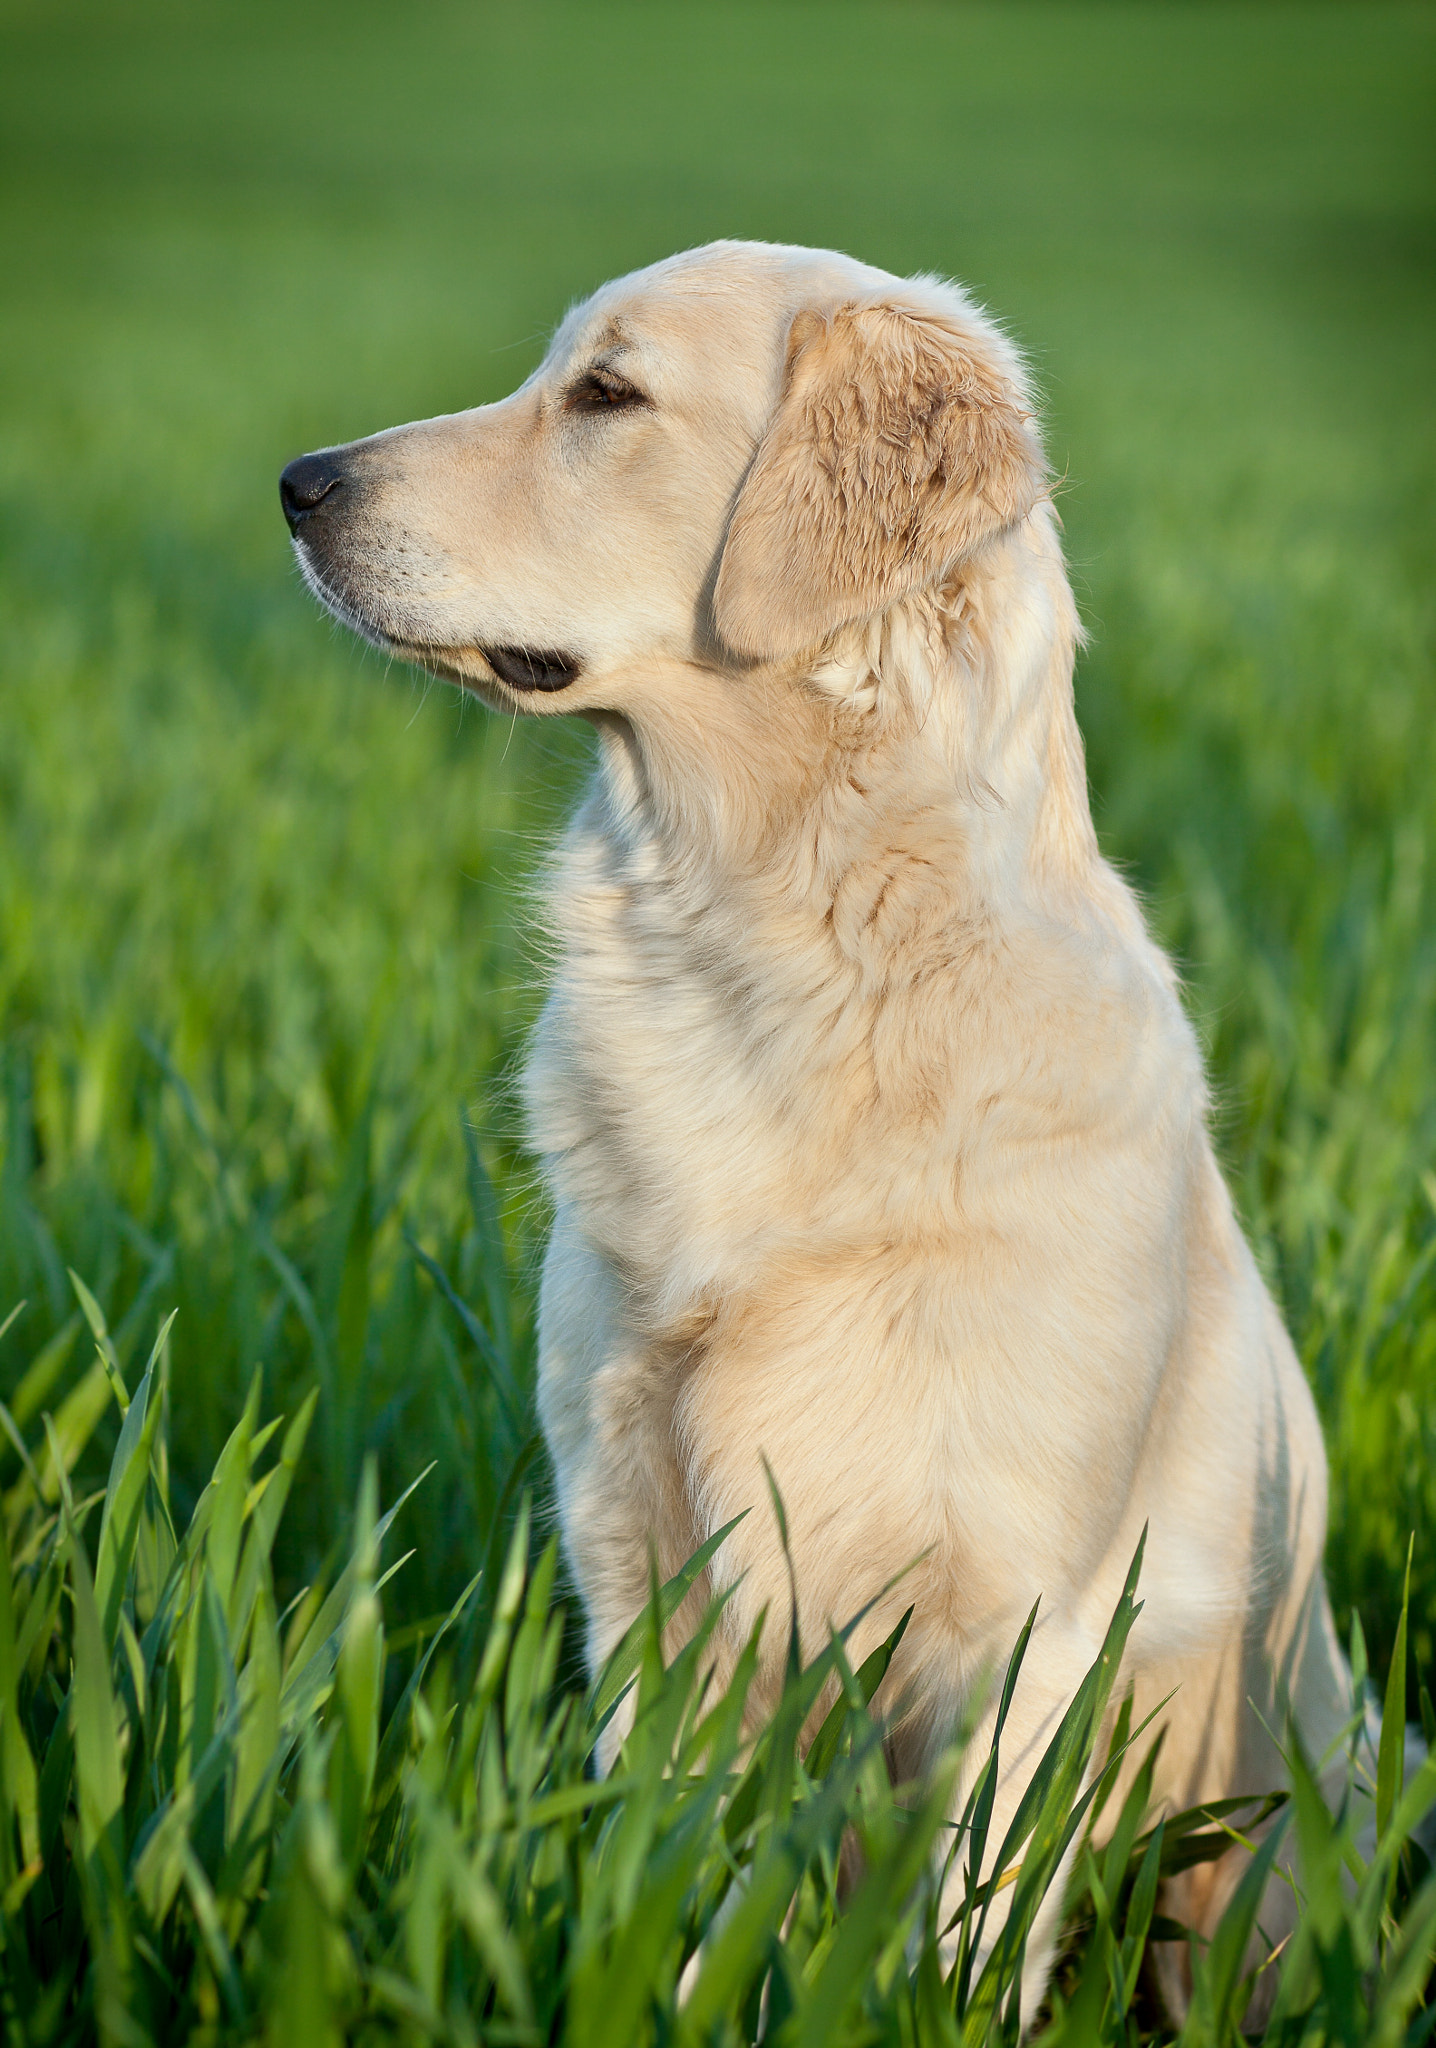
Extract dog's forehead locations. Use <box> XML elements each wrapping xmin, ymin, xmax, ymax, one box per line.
<box><xmin>546</xmin><ymin>241</ymin><xmax>896</xmax><ymax>376</ymax></box>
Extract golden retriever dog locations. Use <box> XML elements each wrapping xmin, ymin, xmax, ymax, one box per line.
<box><xmin>281</xmin><ymin>240</ymin><xmax>1355</xmax><ymax>2012</ymax></box>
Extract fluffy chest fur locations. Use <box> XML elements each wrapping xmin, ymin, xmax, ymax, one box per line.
<box><xmin>528</xmin><ymin>732</ymin><xmax>1193</xmax><ymax>1330</ymax></box>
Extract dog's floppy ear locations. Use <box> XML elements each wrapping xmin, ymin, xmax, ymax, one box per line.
<box><xmin>713</xmin><ymin>298</ymin><xmax>1047</xmax><ymax>662</ymax></box>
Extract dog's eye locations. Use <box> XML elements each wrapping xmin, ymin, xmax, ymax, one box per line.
<box><xmin>568</xmin><ymin>368</ymin><xmax>649</xmax><ymax>414</ymax></box>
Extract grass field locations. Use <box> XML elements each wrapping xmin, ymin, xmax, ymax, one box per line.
<box><xmin>1</xmin><ymin>3</ymin><xmax>1434</xmax><ymax>2038</ymax></box>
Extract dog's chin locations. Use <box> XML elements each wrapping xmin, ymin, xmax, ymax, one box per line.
<box><xmin>291</xmin><ymin>545</ymin><xmax>583</xmax><ymax>702</ymax></box>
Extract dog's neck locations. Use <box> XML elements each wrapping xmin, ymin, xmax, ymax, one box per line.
<box><xmin>527</xmin><ymin>511</ymin><xmax>1164</xmax><ymax>1313</ymax></box>
<box><xmin>586</xmin><ymin>510</ymin><xmax>1099</xmax><ymax>934</ymax></box>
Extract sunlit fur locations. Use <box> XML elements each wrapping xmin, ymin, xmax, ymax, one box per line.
<box><xmin>288</xmin><ymin>240</ymin><xmax>1354</xmax><ymax>2016</ymax></box>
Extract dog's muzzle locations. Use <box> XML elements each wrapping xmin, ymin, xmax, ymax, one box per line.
<box><xmin>278</xmin><ymin>449</ymin><xmax>583</xmax><ymax>694</ymax></box>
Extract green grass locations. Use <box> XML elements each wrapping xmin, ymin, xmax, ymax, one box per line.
<box><xmin>0</xmin><ymin>1</ymin><xmax>1433</xmax><ymax>2036</ymax></box>
<box><xmin>3</xmin><ymin>1305</ymin><xmax>1435</xmax><ymax>2042</ymax></box>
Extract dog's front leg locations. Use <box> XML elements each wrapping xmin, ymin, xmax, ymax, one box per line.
<box><xmin>537</xmin><ymin>1204</ymin><xmax>697</xmax><ymax>1769</ymax></box>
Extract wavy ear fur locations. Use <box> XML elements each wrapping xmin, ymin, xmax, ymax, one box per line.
<box><xmin>713</xmin><ymin>296</ymin><xmax>1047</xmax><ymax>662</ymax></box>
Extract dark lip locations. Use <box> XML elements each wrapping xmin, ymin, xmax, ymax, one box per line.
<box><xmin>482</xmin><ymin>645</ymin><xmax>582</xmax><ymax>693</ymax></box>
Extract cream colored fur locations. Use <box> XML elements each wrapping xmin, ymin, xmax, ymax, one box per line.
<box><xmin>287</xmin><ymin>240</ymin><xmax>1354</xmax><ymax>2018</ymax></box>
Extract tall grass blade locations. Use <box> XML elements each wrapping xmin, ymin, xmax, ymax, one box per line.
<box><xmin>1377</xmin><ymin>1537</ymin><xmax>1413</xmax><ymax>1845</ymax></box>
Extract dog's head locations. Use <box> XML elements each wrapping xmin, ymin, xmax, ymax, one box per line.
<box><xmin>281</xmin><ymin>241</ymin><xmax>1046</xmax><ymax>712</ymax></box>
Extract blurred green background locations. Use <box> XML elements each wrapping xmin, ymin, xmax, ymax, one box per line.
<box><xmin>1</xmin><ymin>2</ymin><xmax>1433</xmax><ymax>1682</ymax></box>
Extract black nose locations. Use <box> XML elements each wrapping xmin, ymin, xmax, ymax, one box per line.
<box><xmin>279</xmin><ymin>452</ymin><xmax>346</xmax><ymax>534</ymax></box>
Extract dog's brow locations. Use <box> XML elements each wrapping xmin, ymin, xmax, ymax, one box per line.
<box><xmin>587</xmin><ymin>316</ymin><xmax>644</xmax><ymax>361</ymax></box>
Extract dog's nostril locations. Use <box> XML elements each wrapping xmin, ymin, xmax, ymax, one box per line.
<box><xmin>279</xmin><ymin>453</ymin><xmax>345</xmax><ymax>534</ymax></box>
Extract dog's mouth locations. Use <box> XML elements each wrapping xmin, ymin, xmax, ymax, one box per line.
<box><xmin>292</xmin><ymin>549</ymin><xmax>583</xmax><ymax>696</ymax></box>
<box><xmin>477</xmin><ymin>645</ymin><xmax>583</xmax><ymax>693</ymax></box>
<box><xmin>400</xmin><ymin>639</ymin><xmax>584</xmax><ymax>696</ymax></box>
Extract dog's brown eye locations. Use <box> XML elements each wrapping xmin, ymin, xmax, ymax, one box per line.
<box><xmin>568</xmin><ymin>369</ymin><xmax>648</xmax><ymax>413</ymax></box>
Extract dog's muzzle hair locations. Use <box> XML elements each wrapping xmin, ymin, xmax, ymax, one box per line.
<box><xmin>278</xmin><ymin>450</ymin><xmax>582</xmax><ymax>692</ymax></box>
